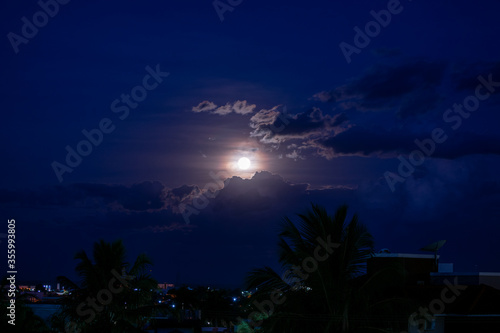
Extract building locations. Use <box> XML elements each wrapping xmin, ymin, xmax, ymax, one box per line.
<box><xmin>367</xmin><ymin>250</ymin><xmax>500</xmax><ymax>332</ymax></box>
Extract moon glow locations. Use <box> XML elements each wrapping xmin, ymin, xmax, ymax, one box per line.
<box><xmin>237</xmin><ymin>157</ymin><xmax>251</xmax><ymax>170</ymax></box>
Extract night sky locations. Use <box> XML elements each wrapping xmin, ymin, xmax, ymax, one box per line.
<box><xmin>2</xmin><ymin>0</ymin><xmax>500</xmax><ymax>288</ymax></box>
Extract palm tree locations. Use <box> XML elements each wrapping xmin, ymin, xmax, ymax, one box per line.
<box><xmin>53</xmin><ymin>239</ymin><xmax>158</xmax><ymax>333</ymax></box>
<box><xmin>245</xmin><ymin>204</ymin><xmax>380</xmax><ymax>332</ymax></box>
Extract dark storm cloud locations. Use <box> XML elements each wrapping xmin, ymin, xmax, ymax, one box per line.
<box><xmin>4</xmin><ymin>169</ymin><xmax>500</xmax><ymax>285</ymax></box>
<box><xmin>436</xmin><ymin>132</ymin><xmax>500</xmax><ymax>159</ymax></box>
<box><xmin>299</xmin><ymin>60</ymin><xmax>500</xmax><ymax>160</ymax></box>
<box><xmin>0</xmin><ymin>180</ymin><xmax>221</xmax><ymax>217</ymax></box>
<box><xmin>206</xmin><ymin>165</ymin><xmax>500</xmax><ymax>277</ymax></box>
<box><xmin>314</xmin><ymin>127</ymin><xmax>414</xmax><ymax>158</ymax></box>
<box><xmin>163</xmin><ymin>184</ymin><xmax>204</xmax><ymax>214</ymax></box>
<box><xmin>0</xmin><ymin>172</ymin><xmax>318</xmax><ymax>230</ymax></box>
<box><xmin>249</xmin><ymin>107</ymin><xmax>345</xmax><ymax>146</ymax></box>
<box><xmin>451</xmin><ymin>61</ymin><xmax>500</xmax><ymax>93</ymax></box>
<box><xmin>0</xmin><ymin>171</ymin><xmax>352</xmax><ymax>232</ymax></box>
<box><xmin>0</xmin><ymin>181</ymin><xmax>167</xmax><ymax>211</ymax></box>
<box><xmin>211</xmin><ymin>171</ymin><xmax>309</xmax><ymax>214</ymax></box>
<box><xmin>332</xmin><ymin>112</ymin><xmax>349</xmax><ymax>127</ymax></box>
<box><xmin>397</xmin><ymin>88</ymin><xmax>443</xmax><ymax>118</ymax></box>
<box><xmin>73</xmin><ymin>182</ymin><xmax>166</xmax><ymax>211</ymax></box>
<box><xmin>278</xmin><ymin>109</ymin><xmax>337</xmax><ymax>136</ymax></box>
<box><xmin>0</xmin><ymin>186</ymin><xmax>86</xmax><ymax>206</ymax></box>
<box><xmin>314</xmin><ymin>61</ymin><xmax>446</xmax><ymax>118</ymax></box>
<box><xmin>168</xmin><ymin>184</ymin><xmax>201</xmax><ymax>201</ymax></box>
<box><xmin>312</xmin><ymin>127</ymin><xmax>500</xmax><ymax>159</ymax></box>
<box><xmin>359</xmin><ymin>156</ymin><xmax>500</xmax><ymax>246</ymax></box>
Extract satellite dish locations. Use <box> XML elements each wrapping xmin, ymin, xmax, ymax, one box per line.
<box><xmin>420</xmin><ymin>240</ymin><xmax>446</xmax><ymax>269</ymax></box>
<box><xmin>420</xmin><ymin>240</ymin><xmax>446</xmax><ymax>252</ymax></box>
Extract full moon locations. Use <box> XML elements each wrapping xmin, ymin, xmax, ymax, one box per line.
<box><xmin>237</xmin><ymin>157</ymin><xmax>251</xmax><ymax>170</ymax></box>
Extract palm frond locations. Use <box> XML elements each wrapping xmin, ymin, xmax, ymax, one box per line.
<box><xmin>246</xmin><ymin>266</ymin><xmax>289</xmax><ymax>293</ymax></box>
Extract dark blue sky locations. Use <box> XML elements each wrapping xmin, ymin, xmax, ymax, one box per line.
<box><xmin>1</xmin><ymin>0</ymin><xmax>500</xmax><ymax>287</ymax></box>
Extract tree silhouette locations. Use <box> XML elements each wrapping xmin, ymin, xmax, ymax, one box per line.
<box><xmin>245</xmin><ymin>204</ymin><xmax>407</xmax><ymax>332</ymax></box>
<box><xmin>52</xmin><ymin>239</ymin><xmax>158</xmax><ymax>333</ymax></box>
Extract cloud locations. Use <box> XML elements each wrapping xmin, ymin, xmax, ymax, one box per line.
<box><xmin>310</xmin><ymin>127</ymin><xmax>500</xmax><ymax>159</ymax></box>
<box><xmin>312</xmin><ymin>91</ymin><xmax>333</xmax><ymax>102</ymax></box>
<box><xmin>249</xmin><ymin>106</ymin><xmax>354</xmax><ymax>161</ymax></box>
<box><xmin>73</xmin><ymin>181</ymin><xmax>166</xmax><ymax>211</ymax></box>
<box><xmin>332</xmin><ymin>112</ymin><xmax>348</xmax><ymax>126</ymax></box>
<box><xmin>233</xmin><ymin>100</ymin><xmax>257</xmax><ymax>114</ymax></box>
<box><xmin>192</xmin><ymin>100</ymin><xmax>256</xmax><ymax>115</ymax></box>
<box><xmin>249</xmin><ymin>106</ymin><xmax>281</xmax><ymax>127</ymax></box>
<box><xmin>285</xmin><ymin>150</ymin><xmax>305</xmax><ymax>161</ymax></box>
<box><xmin>5</xmin><ymin>166</ymin><xmax>500</xmax><ymax>285</ymax></box>
<box><xmin>192</xmin><ymin>100</ymin><xmax>217</xmax><ymax>112</ymax></box>
<box><xmin>451</xmin><ymin>61</ymin><xmax>500</xmax><ymax>94</ymax></box>
<box><xmin>321</xmin><ymin>127</ymin><xmax>418</xmax><ymax>158</ymax></box>
<box><xmin>244</xmin><ymin>61</ymin><xmax>499</xmax><ymax>163</ymax></box>
<box><xmin>0</xmin><ymin>172</ymin><xmax>318</xmax><ymax>232</ymax></box>
<box><xmin>214</xmin><ymin>103</ymin><xmax>233</xmax><ymax>115</ymax></box>
<box><xmin>249</xmin><ymin>107</ymin><xmax>345</xmax><ymax>148</ymax></box>
<box><xmin>315</xmin><ymin>61</ymin><xmax>446</xmax><ymax>118</ymax></box>
<box><xmin>0</xmin><ymin>181</ymin><xmax>195</xmax><ymax>215</ymax></box>
<box><xmin>163</xmin><ymin>184</ymin><xmax>202</xmax><ymax>213</ymax></box>
<box><xmin>210</xmin><ymin>171</ymin><xmax>310</xmax><ymax>214</ymax></box>
<box><xmin>435</xmin><ymin>132</ymin><xmax>500</xmax><ymax>159</ymax></box>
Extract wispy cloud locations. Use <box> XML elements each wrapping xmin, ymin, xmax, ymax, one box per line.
<box><xmin>192</xmin><ymin>100</ymin><xmax>217</xmax><ymax>112</ymax></box>
<box><xmin>192</xmin><ymin>100</ymin><xmax>256</xmax><ymax>115</ymax></box>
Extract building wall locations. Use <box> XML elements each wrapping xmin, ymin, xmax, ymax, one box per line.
<box><xmin>368</xmin><ymin>256</ymin><xmax>436</xmax><ymax>285</ymax></box>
